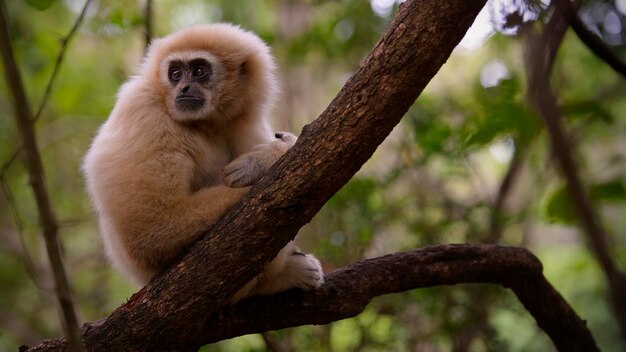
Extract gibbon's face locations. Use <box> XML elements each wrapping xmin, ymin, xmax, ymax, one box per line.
<box><xmin>168</xmin><ymin>58</ymin><xmax>211</xmax><ymax>112</ymax></box>
<box><xmin>159</xmin><ymin>51</ymin><xmax>227</xmax><ymax>123</ymax></box>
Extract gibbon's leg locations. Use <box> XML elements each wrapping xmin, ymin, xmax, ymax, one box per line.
<box><xmin>230</xmin><ymin>242</ymin><xmax>324</xmax><ymax>303</ymax></box>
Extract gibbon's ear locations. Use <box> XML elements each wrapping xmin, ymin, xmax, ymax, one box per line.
<box><xmin>239</xmin><ymin>60</ymin><xmax>249</xmax><ymax>78</ymax></box>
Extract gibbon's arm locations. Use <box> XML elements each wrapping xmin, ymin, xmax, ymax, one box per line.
<box><xmin>122</xmin><ymin>184</ymin><xmax>250</xmax><ymax>278</ymax></box>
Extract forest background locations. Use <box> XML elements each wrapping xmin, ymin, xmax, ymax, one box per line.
<box><xmin>0</xmin><ymin>0</ymin><xmax>625</xmax><ymax>351</ymax></box>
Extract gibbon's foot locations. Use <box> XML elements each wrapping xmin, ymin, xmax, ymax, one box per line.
<box><xmin>287</xmin><ymin>250</ymin><xmax>324</xmax><ymax>290</ymax></box>
<box><xmin>228</xmin><ymin>246</ymin><xmax>324</xmax><ymax>304</ymax></box>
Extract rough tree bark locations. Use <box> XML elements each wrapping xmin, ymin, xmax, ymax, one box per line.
<box><xmin>24</xmin><ymin>0</ymin><xmax>598</xmax><ymax>351</ymax></box>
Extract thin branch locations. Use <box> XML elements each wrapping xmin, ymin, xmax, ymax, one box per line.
<box><xmin>33</xmin><ymin>0</ymin><xmax>92</xmax><ymax>122</ymax></box>
<box><xmin>0</xmin><ymin>177</ymin><xmax>25</xmax><ymax>237</ymax></box>
<box><xmin>0</xmin><ymin>142</ymin><xmax>20</xmax><ymax>180</ymax></box>
<box><xmin>555</xmin><ymin>0</ymin><xmax>626</xmax><ymax>80</ymax></box>
<box><xmin>0</xmin><ymin>178</ymin><xmax>45</xmax><ymax>289</ymax></box>
<box><xmin>486</xmin><ymin>147</ymin><xmax>524</xmax><ymax>243</ymax></box>
<box><xmin>26</xmin><ymin>245</ymin><xmax>600</xmax><ymax>352</ymax></box>
<box><xmin>144</xmin><ymin>0</ymin><xmax>153</xmax><ymax>53</ymax></box>
<box><xmin>0</xmin><ymin>1</ymin><xmax>82</xmax><ymax>351</ymax></box>
<box><xmin>570</xmin><ymin>16</ymin><xmax>626</xmax><ymax>79</ymax></box>
<box><xmin>260</xmin><ymin>332</ymin><xmax>284</xmax><ymax>352</ymax></box>
<box><xmin>469</xmin><ymin>147</ymin><xmax>525</xmax><ymax>349</ymax></box>
<box><xmin>525</xmin><ymin>0</ymin><xmax>626</xmax><ymax>339</ymax></box>
<box><xmin>0</xmin><ymin>0</ymin><xmax>92</xmax><ymax>181</ymax></box>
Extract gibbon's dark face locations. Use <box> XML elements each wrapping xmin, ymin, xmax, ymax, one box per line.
<box><xmin>168</xmin><ymin>58</ymin><xmax>212</xmax><ymax>112</ymax></box>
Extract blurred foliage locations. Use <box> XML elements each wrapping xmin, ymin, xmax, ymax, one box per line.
<box><xmin>1</xmin><ymin>0</ymin><xmax>625</xmax><ymax>351</ymax></box>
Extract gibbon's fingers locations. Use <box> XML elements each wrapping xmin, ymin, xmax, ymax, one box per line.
<box><xmin>222</xmin><ymin>155</ymin><xmax>265</xmax><ymax>188</ymax></box>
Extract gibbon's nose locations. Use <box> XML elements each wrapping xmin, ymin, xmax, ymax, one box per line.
<box><xmin>275</xmin><ymin>132</ymin><xmax>284</xmax><ymax>139</ymax></box>
<box><xmin>181</xmin><ymin>85</ymin><xmax>190</xmax><ymax>94</ymax></box>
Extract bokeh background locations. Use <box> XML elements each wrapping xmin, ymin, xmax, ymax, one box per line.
<box><xmin>1</xmin><ymin>0</ymin><xmax>625</xmax><ymax>351</ymax></box>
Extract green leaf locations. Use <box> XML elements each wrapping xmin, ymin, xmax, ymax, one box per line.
<box><xmin>25</xmin><ymin>0</ymin><xmax>56</xmax><ymax>11</ymax></box>
<box><xmin>416</xmin><ymin>120</ymin><xmax>451</xmax><ymax>153</ymax></box>
<box><xmin>590</xmin><ymin>180</ymin><xmax>626</xmax><ymax>202</ymax></box>
<box><xmin>540</xmin><ymin>186</ymin><xmax>577</xmax><ymax>224</ymax></box>
<box><xmin>464</xmin><ymin>78</ymin><xmax>539</xmax><ymax>148</ymax></box>
<box><xmin>465</xmin><ymin>119</ymin><xmax>506</xmax><ymax>146</ymax></box>
<box><xmin>561</xmin><ymin>100</ymin><xmax>614</xmax><ymax>124</ymax></box>
<box><xmin>407</xmin><ymin>103</ymin><xmax>452</xmax><ymax>154</ymax></box>
<box><xmin>109</xmin><ymin>9</ymin><xmax>125</xmax><ymax>27</ymax></box>
<box><xmin>541</xmin><ymin>180</ymin><xmax>626</xmax><ymax>225</ymax></box>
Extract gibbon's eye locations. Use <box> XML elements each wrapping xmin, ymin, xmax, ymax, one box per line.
<box><xmin>188</xmin><ymin>58</ymin><xmax>212</xmax><ymax>80</ymax></box>
<box><xmin>169</xmin><ymin>68</ymin><xmax>183</xmax><ymax>81</ymax></box>
<box><xmin>193</xmin><ymin>66</ymin><xmax>209</xmax><ymax>79</ymax></box>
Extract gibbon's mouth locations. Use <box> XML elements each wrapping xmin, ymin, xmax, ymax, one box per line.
<box><xmin>175</xmin><ymin>95</ymin><xmax>206</xmax><ymax>111</ymax></box>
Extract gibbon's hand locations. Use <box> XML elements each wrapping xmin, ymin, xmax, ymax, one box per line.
<box><xmin>222</xmin><ymin>132</ymin><xmax>297</xmax><ymax>188</ymax></box>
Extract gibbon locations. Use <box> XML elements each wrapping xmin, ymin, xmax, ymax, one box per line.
<box><xmin>83</xmin><ymin>23</ymin><xmax>323</xmax><ymax>302</ymax></box>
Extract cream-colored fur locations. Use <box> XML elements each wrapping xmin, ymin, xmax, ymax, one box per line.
<box><xmin>83</xmin><ymin>23</ymin><xmax>323</xmax><ymax>302</ymax></box>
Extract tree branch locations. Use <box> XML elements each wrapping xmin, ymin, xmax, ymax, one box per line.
<box><xmin>526</xmin><ymin>0</ymin><xmax>626</xmax><ymax>339</ymax></box>
<box><xmin>555</xmin><ymin>0</ymin><xmax>626</xmax><ymax>80</ymax></box>
<box><xmin>486</xmin><ymin>147</ymin><xmax>524</xmax><ymax>243</ymax></box>
<box><xmin>208</xmin><ymin>244</ymin><xmax>598</xmax><ymax>351</ymax></box>
<box><xmin>33</xmin><ymin>0</ymin><xmax>93</xmax><ymax>122</ymax></box>
<box><xmin>143</xmin><ymin>0</ymin><xmax>153</xmax><ymax>53</ymax></box>
<box><xmin>0</xmin><ymin>0</ymin><xmax>92</xmax><ymax>182</ymax></box>
<box><xmin>0</xmin><ymin>1</ymin><xmax>82</xmax><ymax>351</ymax></box>
<box><xmin>26</xmin><ymin>245</ymin><xmax>599</xmax><ymax>352</ymax></box>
